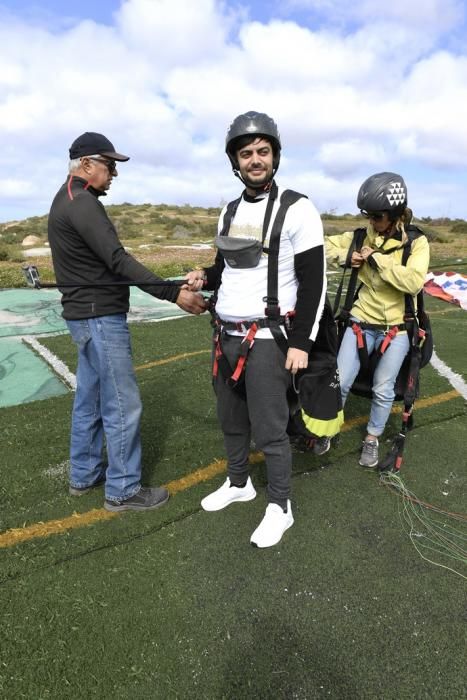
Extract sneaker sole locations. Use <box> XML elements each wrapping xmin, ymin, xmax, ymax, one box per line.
<box><xmin>104</xmin><ymin>493</ymin><xmax>170</xmax><ymax>512</ymax></box>
<box><xmin>358</xmin><ymin>460</ymin><xmax>379</xmax><ymax>469</ymax></box>
<box><xmin>250</xmin><ymin>517</ymin><xmax>294</xmax><ymax>548</ymax></box>
<box><xmin>313</xmin><ymin>445</ymin><xmax>331</xmax><ymax>456</ymax></box>
<box><xmin>201</xmin><ymin>491</ymin><xmax>256</xmax><ymax>512</ymax></box>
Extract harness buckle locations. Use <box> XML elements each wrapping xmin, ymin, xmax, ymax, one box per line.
<box><xmin>263</xmin><ymin>296</ymin><xmax>280</xmax><ymax>319</ymax></box>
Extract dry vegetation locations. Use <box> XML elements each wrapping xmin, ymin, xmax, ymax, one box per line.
<box><xmin>1</xmin><ymin>204</ymin><xmax>466</xmax><ymax>287</ymax></box>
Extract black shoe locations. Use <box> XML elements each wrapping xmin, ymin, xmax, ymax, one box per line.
<box><xmin>69</xmin><ymin>476</ymin><xmax>106</xmax><ymax>497</ymax></box>
<box><xmin>104</xmin><ymin>486</ymin><xmax>169</xmax><ymax>512</ymax></box>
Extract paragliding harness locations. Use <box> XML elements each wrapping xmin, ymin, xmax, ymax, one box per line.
<box><xmin>333</xmin><ymin>225</ymin><xmax>433</xmax><ymax>471</ymax></box>
<box><xmin>210</xmin><ymin>181</ymin><xmax>343</xmax><ymax>441</ymax></box>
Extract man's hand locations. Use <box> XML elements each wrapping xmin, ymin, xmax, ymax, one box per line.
<box><xmin>285</xmin><ymin>347</ymin><xmax>309</xmax><ymax>375</ymax></box>
<box><xmin>176</xmin><ymin>289</ymin><xmax>208</xmax><ymax>315</ymax></box>
<box><xmin>183</xmin><ymin>269</ymin><xmax>205</xmax><ymax>291</ymax></box>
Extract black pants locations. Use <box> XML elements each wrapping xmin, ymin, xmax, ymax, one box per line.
<box><xmin>215</xmin><ymin>334</ymin><xmax>292</xmax><ymax>508</ymax></box>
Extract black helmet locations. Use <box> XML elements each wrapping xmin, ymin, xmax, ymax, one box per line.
<box><xmin>357</xmin><ymin>172</ymin><xmax>408</xmax><ymax>219</ymax></box>
<box><xmin>225</xmin><ymin>110</ymin><xmax>281</xmax><ymax>172</ymax></box>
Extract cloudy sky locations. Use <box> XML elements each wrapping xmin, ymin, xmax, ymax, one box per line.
<box><xmin>1</xmin><ymin>0</ymin><xmax>466</xmax><ymax>221</ymax></box>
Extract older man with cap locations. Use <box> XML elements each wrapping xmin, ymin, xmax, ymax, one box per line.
<box><xmin>48</xmin><ymin>132</ymin><xmax>206</xmax><ymax>512</ymax></box>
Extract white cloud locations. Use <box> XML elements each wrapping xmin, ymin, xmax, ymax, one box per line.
<box><xmin>316</xmin><ymin>140</ymin><xmax>387</xmax><ymax>176</ymax></box>
<box><xmin>0</xmin><ymin>0</ymin><xmax>466</xmax><ymax>219</ymax></box>
<box><xmin>284</xmin><ymin>0</ymin><xmax>464</xmax><ymax>34</ymax></box>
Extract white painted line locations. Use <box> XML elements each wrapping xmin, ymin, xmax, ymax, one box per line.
<box><xmin>430</xmin><ymin>349</ymin><xmax>467</xmax><ymax>400</ymax></box>
<box><xmin>22</xmin><ymin>335</ymin><xmax>76</xmax><ymax>390</ymax></box>
<box><xmin>136</xmin><ymin>314</ymin><xmax>190</xmax><ymax>324</ymax></box>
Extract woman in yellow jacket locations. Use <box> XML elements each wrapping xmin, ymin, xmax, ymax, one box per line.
<box><xmin>314</xmin><ymin>172</ymin><xmax>430</xmax><ymax>467</ymax></box>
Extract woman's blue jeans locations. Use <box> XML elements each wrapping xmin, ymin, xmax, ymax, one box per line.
<box><xmin>338</xmin><ymin>324</ymin><xmax>410</xmax><ymax>437</ymax></box>
<box><xmin>66</xmin><ymin>315</ymin><xmax>143</xmax><ymax>502</ymax></box>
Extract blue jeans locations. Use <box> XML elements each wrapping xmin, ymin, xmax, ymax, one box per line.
<box><xmin>66</xmin><ymin>315</ymin><xmax>143</xmax><ymax>502</ymax></box>
<box><xmin>338</xmin><ymin>324</ymin><xmax>410</xmax><ymax>437</ymax></box>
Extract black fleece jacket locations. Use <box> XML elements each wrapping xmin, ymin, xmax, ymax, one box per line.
<box><xmin>48</xmin><ymin>176</ymin><xmax>179</xmax><ymax>320</ymax></box>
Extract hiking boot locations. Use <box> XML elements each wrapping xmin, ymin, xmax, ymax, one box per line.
<box><xmin>201</xmin><ymin>477</ymin><xmax>256</xmax><ymax>512</ymax></box>
<box><xmin>359</xmin><ymin>438</ymin><xmax>379</xmax><ymax>468</ymax></box>
<box><xmin>250</xmin><ymin>500</ymin><xmax>294</xmax><ymax>548</ymax></box>
<box><xmin>104</xmin><ymin>486</ymin><xmax>169</xmax><ymax>512</ymax></box>
<box><xmin>312</xmin><ymin>436</ymin><xmax>331</xmax><ymax>456</ymax></box>
<box><xmin>69</xmin><ymin>476</ymin><xmax>106</xmax><ymax>497</ymax></box>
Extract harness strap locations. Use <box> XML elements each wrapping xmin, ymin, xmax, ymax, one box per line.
<box><xmin>265</xmin><ymin>189</ymin><xmax>306</xmax><ymax>321</ymax></box>
<box><xmin>350</xmin><ymin>320</ymin><xmax>403</xmax><ymax>370</ymax></box>
<box><xmin>351</xmin><ymin>322</ymin><xmax>369</xmax><ymax>367</ymax></box>
<box><xmin>347</xmin><ymin>319</ymin><xmax>407</xmax><ymax>332</ymax></box>
<box><xmin>228</xmin><ymin>324</ymin><xmax>258</xmax><ymax>387</ymax></box>
<box><xmin>214</xmin><ymin>315</ymin><xmax>286</xmax><ymax>332</ymax></box>
<box><xmin>379</xmin><ymin>325</ymin><xmax>400</xmax><ymax>354</ymax></box>
<box><xmin>212</xmin><ymin>186</ymin><xmax>308</xmax><ymax>391</ymax></box>
<box><xmin>333</xmin><ymin>228</ymin><xmax>366</xmax><ymax>316</ymax></box>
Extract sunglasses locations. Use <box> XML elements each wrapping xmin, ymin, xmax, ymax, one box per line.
<box><xmin>87</xmin><ymin>157</ymin><xmax>117</xmax><ymax>175</ymax></box>
<box><xmin>360</xmin><ymin>210</ymin><xmax>386</xmax><ymax>221</ymax></box>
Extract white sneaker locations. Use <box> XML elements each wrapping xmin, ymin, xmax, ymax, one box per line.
<box><xmin>250</xmin><ymin>500</ymin><xmax>294</xmax><ymax>548</ymax></box>
<box><xmin>201</xmin><ymin>477</ymin><xmax>256</xmax><ymax>512</ymax></box>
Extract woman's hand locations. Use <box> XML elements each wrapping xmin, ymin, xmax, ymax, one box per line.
<box><xmin>360</xmin><ymin>246</ymin><xmax>375</xmax><ymax>261</ymax></box>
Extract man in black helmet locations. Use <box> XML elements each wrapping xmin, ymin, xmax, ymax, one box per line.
<box><xmin>186</xmin><ymin>111</ymin><xmax>327</xmax><ymax>547</ymax></box>
<box><xmin>48</xmin><ymin>132</ymin><xmax>206</xmax><ymax>512</ymax></box>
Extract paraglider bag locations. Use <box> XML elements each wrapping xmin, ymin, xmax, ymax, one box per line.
<box><xmin>417</xmin><ymin>309</ymin><xmax>433</xmax><ymax>368</ymax></box>
<box><xmin>288</xmin><ymin>302</ymin><xmax>344</xmax><ymax>439</ymax></box>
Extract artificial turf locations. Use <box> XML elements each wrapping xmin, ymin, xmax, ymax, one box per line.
<box><xmin>0</xmin><ymin>305</ymin><xmax>466</xmax><ymax>699</ymax></box>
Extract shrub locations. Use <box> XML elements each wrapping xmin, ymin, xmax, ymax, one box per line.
<box><xmin>450</xmin><ymin>221</ymin><xmax>467</xmax><ymax>234</ymax></box>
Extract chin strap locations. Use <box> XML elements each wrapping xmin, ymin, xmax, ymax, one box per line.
<box><xmin>232</xmin><ymin>168</ymin><xmax>278</xmax><ymax>196</ymax></box>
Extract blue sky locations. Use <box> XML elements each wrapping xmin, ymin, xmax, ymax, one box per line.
<box><xmin>1</xmin><ymin>0</ymin><xmax>467</xmax><ymax>221</ymax></box>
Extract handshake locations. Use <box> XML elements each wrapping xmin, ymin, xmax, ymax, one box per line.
<box><xmin>175</xmin><ymin>268</ymin><xmax>209</xmax><ymax>315</ymax></box>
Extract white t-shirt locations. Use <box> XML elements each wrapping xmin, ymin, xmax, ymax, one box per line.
<box><xmin>215</xmin><ymin>186</ymin><xmax>325</xmax><ymax>338</ymax></box>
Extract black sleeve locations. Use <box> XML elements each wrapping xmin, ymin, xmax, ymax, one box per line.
<box><xmin>204</xmin><ymin>251</ymin><xmax>224</xmax><ymax>291</ymax></box>
<box><xmin>112</xmin><ymin>249</ymin><xmax>180</xmax><ymax>303</ymax></box>
<box><xmin>288</xmin><ymin>245</ymin><xmax>325</xmax><ymax>352</ymax></box>
<box><xmin>68</xmin><ymin>195</ymin><xmax>179</xmax><ymax>303</ymax></box>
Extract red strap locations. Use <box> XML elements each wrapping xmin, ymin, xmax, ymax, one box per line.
<box><xmin>351</xmin><ymin>322</ymin><xmax>365</xmax><ymax>349</ymax></box>
<box><xmin>212</xmin><ymin>333</ymin><xmax>222</xmax><ymax>378</ymax></box>
<box><xmin>230</xmin><ymin>323</ymin><xmax>258</xmax><ymax>383</ymax></box>
<box><xmin>379</xmin><ymin>326</ymin><xmax>399</xmax><ymax>355</ymax></box>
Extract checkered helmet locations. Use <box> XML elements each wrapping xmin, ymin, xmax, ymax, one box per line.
<box><xmin>357</xmin><ymin>172</ymin><xmax>408</xmax><ymax>218</ymax></box>
<box><xmin>225</xmin><ymin>111</ymin><xmax>281</xmax><ymax>172</ymax></box>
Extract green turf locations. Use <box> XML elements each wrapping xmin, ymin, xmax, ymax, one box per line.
<box><xmin>0</xmin><ymin>308</ymin><xmax>466</xmax><ymax>699</ymax></box>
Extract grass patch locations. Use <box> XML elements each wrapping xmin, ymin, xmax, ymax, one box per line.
<box><xmin>0</xmin><ymin>300</ymin><xmax>466</xmax><ymax>699</ymax></box>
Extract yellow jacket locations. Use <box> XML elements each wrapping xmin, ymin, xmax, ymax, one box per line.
<box><xmin>325</xmin><ymin>227</ymin><xmax>430</xmax><ymax>326</ymax></box>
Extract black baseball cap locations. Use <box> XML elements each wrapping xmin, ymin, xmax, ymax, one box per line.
<box><xmin>69</xmin><ymin>132</ymin><xmax>130</xmax><ymax>161</ymax></box>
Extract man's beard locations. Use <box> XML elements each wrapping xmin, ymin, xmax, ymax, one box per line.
<box><xmin>242</xmin><ymin>168</ymin><xmax>272</xmax><ymax>190</ymax></box>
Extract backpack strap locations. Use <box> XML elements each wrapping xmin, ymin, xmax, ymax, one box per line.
<box><xmin>219</xmin><ymin>195</ymin><xmax>242</xmax><ymax>237</ymax></box>
<box><xmin>401</xmin><ymin>225</ymin><xmax>426</xmax><ymax>343</ymax></box>
<box><xmin>265</xmin><ymin>188</ymin><xmax>306</xmax><ymax>320</ymax></box>
<box><xmin>333</xmin><ymin>227</ymin><xmax>366</xmax><ymax>317</ymax></box>
<box><xmin>264</xmin><ymin>189</ymin><xmax>307</xmax><ymax>355</ymax></box>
